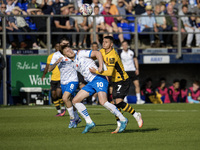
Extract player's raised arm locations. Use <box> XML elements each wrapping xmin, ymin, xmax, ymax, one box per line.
<box><xmin>48</xmin><ymin>57</ymin><xmax>62</xmax><ymax>72</ymax></box>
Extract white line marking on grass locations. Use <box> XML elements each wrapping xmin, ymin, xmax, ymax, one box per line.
<box><xmin>0</xmin><ymin>107</ymin><xmax>198</xmax><ymax>112</ymax></box>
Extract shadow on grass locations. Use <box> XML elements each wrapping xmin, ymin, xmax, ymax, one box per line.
<box><xmin>124</xmin><ymin>128</ymin><xmax>159</xmax><ymax>133</ymax></box>
<box><xmin>76</xmin><ymin>123</ymin><xmax>115</xmax><ymax>129</ymax></box>
<box><xmin>91</xmin><ymin>128</ymin><xmax>159</xmax><ymax>134</ymax></box>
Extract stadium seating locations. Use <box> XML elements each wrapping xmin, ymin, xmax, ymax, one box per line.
<box><xmin>128</xmin><ymin>23</ymin><xmax>141</xmax><ymax>33</ymax></box>
<box><xmin>117</xmin><ymin>23</ymin><xmax>129</xmax><ymax>31</ymax></box>
<box><xmin>126</xmin><ymin>13</ymin><xmax>135</xmax><ymax>22</ymax></box>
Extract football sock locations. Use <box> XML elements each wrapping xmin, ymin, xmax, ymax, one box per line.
<box><xmin>57</xmin><ymin>109</ymin><xmax>61</xmax><ymax>113</ymax></box>
<box><xmin>67</xmin><ymin>106</ymin><xmax>75</xmax><ymax>119</ymax></box>
<box><xmin>61</xmin><ymin>106</ymin><xmax>65</xmax><ymax>110</ymax></box>
<box><xmin>116</xmin><ymin>101</ymin><xmax>135</xmax><ymax>115</ymax></box>
<box><xmin>92</xmin><ymin>96</ymin><xmax>96</xmax><ymax>102</ymax></box>
<box><xmin>53</xmin><ymin>99</ymin><xmax>61</xmax><ymax>113</ymax></box>
<box><xmin>103</xmin><ymin>101</ymin><xmax>126</xmax><ymax>121</ymax></box>
<box><xmin>73</xmin><ymin>110</ymin><xmax>79</xmax><ymax>120</ymax></box>
<box><xmin>136</xmin><ymin>93</ymin><xmax>141</xmax><ymax>101</ymax></box>
<box><xmin>133</xmin><ymin>111</ymin><xmax>139</xmax><ymax>119</ymax></box>
<box><xmin>59</xmin><ymin>99</ymin><xmax>65</xmax><ymax>107</ymax></box>
<box><xmin>74</xmin><ymin>103</ymin><xmax>93</xmax><ymax>124</ymax></box>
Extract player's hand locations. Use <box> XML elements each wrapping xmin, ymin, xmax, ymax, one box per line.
<box><xmin>89</xmin><ymin>67</ymin><xmax>97</xmax><ymax>74</ymax></box>
<box><xmin>98</xmin><ymin>67</ymin><xmax>103</xmax><ymax>73</ymax></box>
<box><xmin>56</xmin><ymin>57</ymin><xmax>63</xmax><ymax>64</ymax></box>
<box><xmin>135</xmin><ymin>69</ymin><xmax>139</xmax><ymax>75</ymax></box>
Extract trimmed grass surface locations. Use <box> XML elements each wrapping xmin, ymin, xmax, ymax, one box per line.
<box><xmin>0</xmin><ymin>104</ymin><xmax>199</xmax><ymax>150</ymax></box>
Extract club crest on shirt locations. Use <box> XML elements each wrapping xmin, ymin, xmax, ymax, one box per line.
<box><xmin>109</xmin><ymin>58</ymin><xmax>115</xmax><ymax>64</ymax></box>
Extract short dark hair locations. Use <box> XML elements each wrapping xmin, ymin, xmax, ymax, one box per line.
<box><xmin>173</xmin><ymin>79</ymin><xmax>180</xmax><ymax>83</ymax></box>
<box><xmin>60</xmin><ymin>37</ymin><xmax>70</xmax><ymax>44</ymax></box>
<box><xmin>121</xmin><ymin>40</ymin><xmax>128</xmax><ymax>44</ymax></box>
<box><xmin>94</xmin><ymin>5</ymin><xmax>99</xmax><ymax>9</ymax></box>
<box><xmin>182</xmin><ymin>4</ymin><xmax>188</xmax><ymax>9</ymax></box>
<box><xmin>193</xmin><ymin>80</ymin><xmax>200</xmax><ymax>86</ymax></box>
<box><xmin>160</xmin><ymin>77</ymin><xmax>166</xmax><ymax>82</ymax></box>
<box><xmin>60</xmin><ymin>43</ymin><xmax>70</xmax><ymax>55</ymax></box>
<box><xmin>104</xmin><ymin>36</ymin><xmax>114</xmax><ymax>43</ymax></box>
<box><xmin>92</xmin><ymin>42</ymin><xmax>98</xmax><ymax>45</ymax></box>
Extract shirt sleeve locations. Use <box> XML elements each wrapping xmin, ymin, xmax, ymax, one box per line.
<box><xmin>132</xmin><ymin>50</ymin><xmax>136</xmax><ymax>58</ymax></box>
<box><xmin>100</xmin><ymin>16</ymin><xmax>104</xmax><ymax>23</ymax></box>
<box><xmin>78</xmin><ymin>50</ymin><xmax>92</xmax><ymax>58</ymax></box>
<box><xmin>50</xmin><ymin>53</ymin><xmax>59</xmax><ymax>65</ymax></box>
<box><xmin>47</xmin><ymin>55</ymin><xmax>52</xmax><ymax>65</ymax></box>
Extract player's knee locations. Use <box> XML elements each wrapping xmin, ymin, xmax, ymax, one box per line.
<box><xmin>51</xmin><ymin>93</ymin><xmax>57</xmax><ymax>100</ymax></box>
<box><xmin>99</xmin><ymin>100</ymin><xmax>105</xmax><ymax>106</ymax></box>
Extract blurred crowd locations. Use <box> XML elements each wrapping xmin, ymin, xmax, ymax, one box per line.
<box><xmin>0</xmin><ymin>0</ymin><xmax>200</xmax><ymax>49</ymax></box>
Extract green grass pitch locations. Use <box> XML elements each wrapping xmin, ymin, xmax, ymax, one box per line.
<box><xmin>0</xmin><ymin>104</ymin><xmax>199</xmax><ymax>150</ymax></box>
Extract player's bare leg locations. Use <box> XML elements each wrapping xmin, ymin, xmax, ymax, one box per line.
<box><xmin>72</xmin><ymin>90</ymin><xmax>95</xmax><ymax>133</ymax></box>
<box><xmin>63</xmin><ymin>92</ymin><xmax>80</xmax><ymax>128</ymax></box>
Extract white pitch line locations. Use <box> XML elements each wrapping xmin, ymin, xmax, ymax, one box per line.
<box><xmin>0</xmin><ymin>107</ymin><xmax>198</xmax><ymax>112</ymax></box>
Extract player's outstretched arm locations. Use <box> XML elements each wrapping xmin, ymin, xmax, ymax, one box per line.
<box><xmin>89</xmin><ymin>65</ymin><xmax>114</xmax><ymax>77</ymax></box>
<box><xmin>90</xmin><ymin>51</ymin><xmax>103</xmax><ymax>73</ymax></box>
<box><xmin>42</xmin><ymin>63</ymin><xmax>49</xmax><ymax>81</ymax></box>
<box><xmin>48</xmin><ymin>57</ymin><xmax>62</xmax><ymax>72</ymax></box>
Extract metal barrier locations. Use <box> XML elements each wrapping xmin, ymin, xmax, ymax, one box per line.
<box><xmin>0</xmin><ymin>13</ymin><xmax>199</xmax><ymax>105</ymax></box>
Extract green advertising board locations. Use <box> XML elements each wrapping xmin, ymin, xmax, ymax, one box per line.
<box><xmin>11</xmin><ymin>55</ymin><xmax>51</xmax><ymax>96</ymax></box>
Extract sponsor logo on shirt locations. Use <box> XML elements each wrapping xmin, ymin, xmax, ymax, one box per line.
<box><xmin>109</xmin><ymin>58</ymin><xmax>115</xmax><ymax>64</ymax></box>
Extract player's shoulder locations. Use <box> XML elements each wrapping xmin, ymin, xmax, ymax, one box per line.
<box><xmin>99</xmin><ymin>48</ymin><xmax>104</xmax><ymax>53</ymax></box>
<box><xmin>48</xmin><ymin>53</ymin><xmax>54</xmax><ymax>59</ymax></box>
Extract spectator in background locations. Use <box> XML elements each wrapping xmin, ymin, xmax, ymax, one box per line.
<box><xmin>186</xmin><ymin>12</ymin><xmax>200</xmax><ymax>47</ymax></box>
<box><xmin>27</xmin><ymin>0</ymin><xmax>45</xmax><ymax>15</ymax></box>
<box><xmin>75</xmin><ymin>14</ymin><xmax>89</xmax><ymax>48</ymax></box>
<box><xmin>53</xmin><ymin>6</ymin><xmax>73</xmax><ymax>46</ymax></box>
<box><xmin>103</xmin><ymin>0</ymin><xmax>119</xmax><ymax>15</ymax></box>
<box><xmin>165</xmin><ymin>3</ymin><xmax>186</xmax><ymax>47</ymax></box>
<box><xmin>193</xmin><ymin>0</ymin><xmax>200</xmax><ymax>16</ymax></box>
<box><xmin>131</xmin><ymin>0</ymin><xmax>146</xmax><ymax>15</ymax></box>
<box><xmin>10</xmin><ymin>6</ymin><xmax>40</xmax><ymax>49</ymax></box>
<box><xmin>187</xmin><ymin>80</ymin><xmax>200</xmax><ymax>103</ymax></box>
<box><xmin>68</xmin><ymin>3</ymin><xmax>78</xmax><ymax>48</ymax></box>
<box><xmin>88</xmin><ymin>5</ymin><xmax>106</xmax><ymax>47</ymax></box>
<box><xmin>169</xmin><ymin>0</ymin><xmax>179</xmax><ymax>13</ymax></box>
<box><xmin>140</xmin><ymin>5</ymin><xmax>162</xmax><ymax>48</ymax></box>
<box><xmin>156</xmin><ymin>78</ymin><xmax>168</xmax><ymax>103</ymax></box>
<box><xmin>0</xmin><ymin>3</ymin><xmax>16</xmax><ymax>48</ymax></box>
<box><xmin>42</xmin><ymin>0</ymin><xmax>54</xmax><ymax>14</ymax></box>
<box><xmin>8</xmin><ymin>7</ymin><xmax>27</xmax><ymax>48</ymax></box>
<box><xmin>120</xmin><ymin>41</ymin><xmax>145</xmax><ymax>104</ymax></box>
<box><xmin>179</xmin><ymin>5</ymin><xmax>192</xmax><ymax>47</ymax></box>
<box><xmin>116</xmin><ymin>0</ymin><xmax>131</xmax><ymax>23</ymax></box>
<box><xmin>29</xmin><ymin>9</ymin><xmax>47</xmax><ymax>48</ymax></box>
<box><xmin>52</xmin><ymin>0</ymin><xmax>67</xmax><ymax>14</ymax></box>
<box><xmin>101</xmin><ymin>3</ymin><xmax>124</xmax><ymax>44</ymax></box>
<box><xmin>160</xmin><ymin>2</ymin><xmax>167</xmax><ymax>13</ymax></box>
<box><xmin>0</xmin><ymin>52</ymin><xmax>5</xmax><ymax>86</ymax></box>
<box><xmin>91</xmin><ymin>0</ymin><xmax>104</xmax><ymax>13</ymax></box>
<box><xmin>154</xmin><ymin>4</ymin><xmax>167</xmax><ymax>47</ymax></box>
<box><xmin>103</xmin><ymin>0</ymin><xmax>122</xmax><ymax>21</ymax></box>
<box><xmin>5</xmin><ymin>0</ymin><xmax>18</xmax><ymax>14</ymax></box>
<box><xmin>165</xmin><ymin>79</ymin><xmax>181</xmax><ymax>103</ymax></box>
<box><xmin>180</xmin><ymin>79</ymin><xmax>188</xmax><ymax>102</ymax></box>
<box><xmin>178</xmin><ymin>0</ymin><xmax>192</xmax><ymax>12</ymax></box>
<box><xmin>141</xmin><ymin>78</ymin><xmax>163</xmax><ymax>104</ymax></box>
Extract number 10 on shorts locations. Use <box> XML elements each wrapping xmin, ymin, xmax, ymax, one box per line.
<box><xmin>97</xmin><ymin>82</ymin><xmax>103</xmax><ymax>87</ymax></box>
